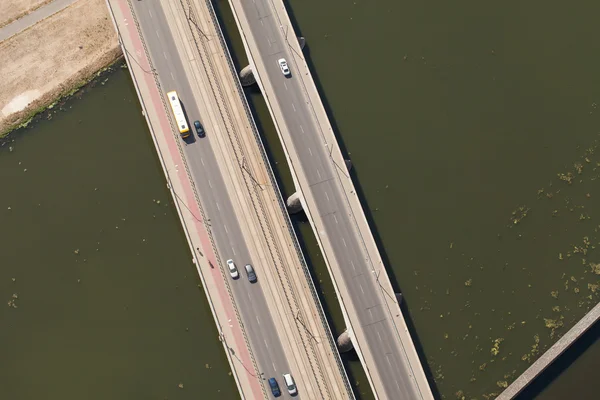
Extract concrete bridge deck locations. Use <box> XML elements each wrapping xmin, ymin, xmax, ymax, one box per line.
<box><xmin>498</xmin><ymin>301</ymin><xmax>600</xmax><ymax>399</ymax></box>
<box><xmin>226</xmin><ymin>0</ymin><xmax>434</xmax><ymax>398</ymax></box>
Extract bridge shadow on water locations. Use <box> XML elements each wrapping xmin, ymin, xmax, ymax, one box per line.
<box><xmin>281</xmin><ymin>2</ymin><xmax>442</xmax><ymax>398</ymax></box>
<box><xmin>515</xmin><ymin>319</ymin><xmax>600</xmax><ymax>399</ymax></box>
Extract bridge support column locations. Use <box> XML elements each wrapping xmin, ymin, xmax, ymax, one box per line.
<box><xmin>297</xmin><ymin>36</ymin><xmax>306</xmax><ymax>50</ymax></box>
<box><xmin>239</xmin><ymin>65</ymin><xmax>256</xmax><ymax>86</ymax></box>
<box><xmin>286</xmin><ymin>192</ymin><xmax>303</xmax><ymax>214</ymax></box>
<box><xmin>396</xmin><ymin>292</ymin><xmax>403</xmax><ymax>305</ymax></box>
<box><xmin>337</xmin><ymin>329</ymin><xmax>354</xmax><ymax>353</ymax></box>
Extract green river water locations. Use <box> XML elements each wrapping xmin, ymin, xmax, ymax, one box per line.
<box><xmin>1</xmin><ymin>0</ymin><xmax>600</xmax><ymax>399</ymax></box>
<box><xmin>0</xmin><ymin>68</ymin><xmax>237</xmax><ymax>399</ymax></box>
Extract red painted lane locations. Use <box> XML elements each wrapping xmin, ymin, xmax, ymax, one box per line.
<box><xmin>114</xmin><ymin>1</ymin><xmax>262</xmax><ymax>397</ymax></box>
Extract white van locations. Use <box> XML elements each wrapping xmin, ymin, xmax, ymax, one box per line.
<box><xmin>282</xmin><ymin>373</ymin><xmax>297</xmax><ymax>395</ymax></box>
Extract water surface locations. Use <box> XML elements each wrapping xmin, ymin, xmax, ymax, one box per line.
<box><xmin>220</xmin><ymin>0</ymin><xmax>600</xmax><ymax>398</ymax></box>
<box><xmin>0</xmin><ymin>65</ymin><xmax>237</xmax><ymax>400</ymax></box>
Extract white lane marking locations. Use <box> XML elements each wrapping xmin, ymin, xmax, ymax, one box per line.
<box><xmin>324</xmin><ymin>191</ymin><xmax>329</xmax><ymax>201</ymax></box>
<box><xmin>248</xmin><ymin>292</ymin><xmax>252</xmax><ymax>302</ymax></box>
<box><xmin>264</xmin><ymin>339</ymin><xmax>269</xmax><ymax>349</ymax></box>
<box><xmin>156</xmin><ymin>30</ymin><xmax>160</xmax><ymax>38</ymax></box>
<box><xmin>216</xmin><ymin>202</ymin><xmax>221</xmax><ymax>210</ymax></box>
<box><xmin>350</xmin><ymin>260</ymin><xmax>356</xmax><ymax>271</ymax></box>
<box><xmin>148</xmin><ymin>9</ymin><xmax>153</xmax><ymax>18</ymax></box>
<box><xmin>284</xmin><ymin>82</ymin><xmax>288</xmax><ymax>91</ymax></box>
<box><xmin>292</xmin><ymin>103</ymin><xmax>296</xmax><ymax>112</ymax></box>
<box><xmin>268</xmin><ymin>38</ymin><xmax>271</xmax><ymax>47</ymax></box>
<box><xmin>232</xmin><ymin>247</ymin><xmax>236</xmax><ymax>255</ymax></box>
<box><xmin>201</xmin><ymin>157</ymin><xmax>205</xmax><ymax>166</ymax></box>
<box><xmin>308</xmin><ymin>147</ymin><xmax>312</xmax><ymax>156</ymax></box>
<box><xmin>223</xmin><ymin>224</ymin><xmax>228</xmax><ymax>233</ymax></box>
<box><xmin>333</xmin><ymin>214</ymin><xmax>338</xmax><ymax>224</ymax></box>
<box><xmin>385</xmin><ymin>356</ymin><xmax>402</xmax><ymax>392</ymax></box>
<box><xmin>272</xmin><ymin>362</ymin><xmax>277</xmax><ymax>371</ymax></box>
<box><xmin>170</xmin><ymin>72</ymin><xmax>175</xmax><ymax>80</ymax></box>
<box><xmin>377</xmin><ymin>331</ymin><xmax>383</xmax><ymax>343</ymax></box>
<box><xmin>208</xmin><ymin>179</ymin><xmax>213</xmax><ymax>188</ymax></box>
<box><xmin>342</xmin><ymin>238</ymin><xmax>347</xmax><ymax>247</ymax></box>
<box><xmin>256</xmin><ymin>315</ymin><xmax>261</xmax><ymax>325</ymax></box>
<box><xmin>260</xmin><ymin>19</ymin><xmax>263</xmax><ymax>26</ymax></box>
<box><xmin>299</xmin><ymin>125</ymin><xmax>304</xmax><ymax>133</ymax></box>
<box><xmin>163</xmin><ymin>51</ymin><xmax>167</xmax><ymax>59</ymax></box>
<box><xmin>316</xmin><ymin>168</ymin><xmax>322</xmax><ymax>179</ymax></box>
<box><xmin>359</xmin><ymin>282</ymin><xmax>364</xmax><ymax>294</ymax></box>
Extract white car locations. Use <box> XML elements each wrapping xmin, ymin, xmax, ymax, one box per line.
<box><xmin>283</xmin><ymin>373</ymin><xmax>297</xmax><ymax>395</ymax></box>
<box><xmin>278</xmin><ymin>58</ymin><xmax>290</xmax><ymax>76</ymax></box>
<box><xmin>226</xmin><ymin>259</ymin><xmax>239</xmax><ymax>279</ymax></box>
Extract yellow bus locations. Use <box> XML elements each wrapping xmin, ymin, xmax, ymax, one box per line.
<box><xmin>166</xmin><ymin>90</ymin><xmax>190</xmax><ymax>138</ymax></box>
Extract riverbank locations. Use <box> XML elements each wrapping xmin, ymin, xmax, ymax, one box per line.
<box><xmin>0</xmin><ymin>0</ymin><xmax>121</xmax><ymax>136</ymax></box>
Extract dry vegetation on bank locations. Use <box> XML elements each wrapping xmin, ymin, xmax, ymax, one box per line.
<box><xmin>0</xmin><ymin>0</ymin><xmax>121</xmax><ymax>135</ymax></box>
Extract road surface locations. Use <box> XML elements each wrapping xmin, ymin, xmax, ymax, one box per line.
<box><xmin>130</xmin><ymin>0</ymin><xmax>296</xmax><ymax>397</ymax></box>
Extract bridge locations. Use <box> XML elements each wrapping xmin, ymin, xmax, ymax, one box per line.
<box><xmin>105</xmin><ymin>0</ymin><xmax>353</xmax><ymax>398</ymax></box>
<box><xmin>498</xmin><ymin>301</ymin><xmax>600</xmax><ymax>399</ymax></box>
<box><xmin>226</xmin><ymin>0</ymin><xmax>434</xmax><ymax>398</ymax></box>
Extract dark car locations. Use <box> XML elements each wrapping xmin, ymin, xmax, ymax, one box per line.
<box><xmin>268</xmin><ymin>377</ymin><xmax>281</xmax><ymax>397</ymax></box>
<box><xmin>245</xmin><ymin>264</ymin><xmax>257</xmax><ymax>283</ymax></box>
<box><xmin>194</xmin><ymin>120</ymin><xmax>205</xmax><ymax>138</ymax></box>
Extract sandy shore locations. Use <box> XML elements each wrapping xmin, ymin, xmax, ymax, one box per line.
<box><xmin>0</xmin><ymin>0</ymin><xmax>121</xmax><ymax>136</ymax></box>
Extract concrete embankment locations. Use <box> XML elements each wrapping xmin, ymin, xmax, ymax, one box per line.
<box><xmin>0</xmin><ymin>0</ymin><xmax>121</xmax><ymax>136</ymax></box>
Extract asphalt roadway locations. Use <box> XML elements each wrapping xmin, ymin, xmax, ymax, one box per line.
<box><xmin>237</xmin><ymin>0</ymin><xmax>422</xmax><ymax>398</ymax></box>
<box><xmin>130</xmin><ymin>1</ymin><xmax>298</xmax><ymax>398</ymax></box>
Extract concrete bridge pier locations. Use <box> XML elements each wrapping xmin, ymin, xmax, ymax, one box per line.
<box><xmin>337</xmin><ymin>329</ymin><xmax>354</xmax><ymax>353</ymax></box>
<box><xmin>286</xmin><ymin>192</ymin><xmax>303</xmax><ymax>214</ymax></box>
<box><xmin>396</xmin><ymin>292</ymin><xmax>403</xmax><ymax>304</ymax></box>
<box><xmin>239</xmin><ymin>65</ymin><xmax>255</xmax><ymax>86</ymax></box>
<box><xmin>239</xmin><ymin>37</ymin><xmax>306</xmax><ymax>87</ymax></box>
